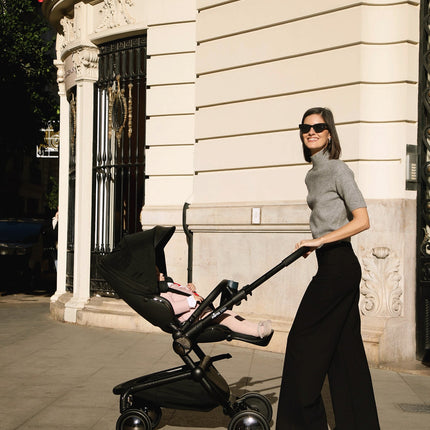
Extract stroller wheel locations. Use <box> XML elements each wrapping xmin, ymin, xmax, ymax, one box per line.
<box><xmin>116</xmin><ymin>408</ymin><xmax>152</xmax><ymax>430</ymax></box>
<box><xmin>141</xmin><ymin>404</ymin><xmax>162</xmax><ymax>429</ymax></box>
<box><xmin>237</xmin><ymin>392</ymin><xmax>273</xmax><ymax>422</ymax></box>
<box><xmin>228</xmin><ymin>410</ymin><xmax>270</xmax><ymax>430</ymax></box>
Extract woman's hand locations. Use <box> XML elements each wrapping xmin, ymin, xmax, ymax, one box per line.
<box><xmin>295</xmin><ymin>238</ymin><xmax>322</xmax><ymax>258</ymax></box>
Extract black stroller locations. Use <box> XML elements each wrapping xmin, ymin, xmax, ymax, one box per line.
<box><xmin>99</xmin><ymin>225</ymin><xmax>307</xmax><ymax>430</ymax></box>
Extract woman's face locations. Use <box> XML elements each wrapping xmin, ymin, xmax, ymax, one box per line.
<box><xmin>301</xmin><ymin>113</ymin><xmax>331</xmax><ymax>156</ymax></box>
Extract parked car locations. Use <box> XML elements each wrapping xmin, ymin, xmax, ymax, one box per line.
<box><xmin>0</xmin><ymin>218</ymin><xmax>56</xmax><ymax>294</ymax></box>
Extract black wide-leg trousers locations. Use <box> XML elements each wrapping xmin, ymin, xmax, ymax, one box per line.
<box><xmin>276</xmin><ymin>242</ymin><xmax>380</xmax><ymax>430</ymax></box>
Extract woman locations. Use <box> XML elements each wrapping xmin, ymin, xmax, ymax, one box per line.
<box><xmin>276</xmin><ymin>107</ymin><xmax>380</xmax><ymax>429</ymax></box>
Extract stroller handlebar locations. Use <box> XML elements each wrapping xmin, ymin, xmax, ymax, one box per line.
<box><xmin>243</xmin><ymin>245</ymin><xmax>311</xmax><ymax>293</ymax></box>
<box><xmin>281</xmin><ymin>245</ymin><xmax>311</xmax><ymax>267</ymax></box>
<box><xmin>182</xmin><ymin>246</ymin><xmax>310</xmax><ymax>341</ymax></box>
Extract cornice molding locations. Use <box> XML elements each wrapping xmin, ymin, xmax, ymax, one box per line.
<box><xmin>42</xmin><ymin>0</ymin><xmax>79</xmax><ymax>32</ymax></box>
<box><xmin>42</xmin><ymin>0</ymin><xmax>133</xmax><ymax>33</ymax></box>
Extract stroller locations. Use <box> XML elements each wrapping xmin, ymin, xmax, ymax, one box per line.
<box><xmin>99</xmin><ymin>225</ymin><xmax>308</xmax><ymax>430</ymax></box>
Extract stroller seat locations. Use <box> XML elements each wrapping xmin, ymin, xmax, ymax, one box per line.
<box><xmin>98</xmin><ymin>225</ymin><xmax>287</xmax><ymax>430</ymax></box>
<box><xmin>130</xmin><ymin>293</ymin><xmax>274</xmax><ymax>346</ymax></box>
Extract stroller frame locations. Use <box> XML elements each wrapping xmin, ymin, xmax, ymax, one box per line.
<box><xmin>100</xmin><ymin>226</ymin><xmax>308</xmax><ymax>429</ymax></box>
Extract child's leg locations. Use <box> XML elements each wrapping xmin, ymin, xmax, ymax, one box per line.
<box><xmin>215</xmin><ymin>310</ymin><xmax>271</xmax><ymax>337</ymax></box>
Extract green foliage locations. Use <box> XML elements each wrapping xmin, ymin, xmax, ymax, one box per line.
<box><xmin>0</xmin><ymin>0</ymin><xmax>59</xmax><ymax>150</ymax></box>
<box><xmin>46</xmin><ymin>175</ymin><xmax>58</xmax><ymax>210</ymax></box>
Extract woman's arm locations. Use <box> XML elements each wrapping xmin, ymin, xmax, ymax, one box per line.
<box><xmin>296</xmin><ymin>207</ymin><xmax>370</xmax><ymax>256</ymax></box>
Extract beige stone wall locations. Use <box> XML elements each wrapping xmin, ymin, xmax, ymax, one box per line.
<box><xmin>193</xmin><ymin>0</ymin><xmax>419</xmax><ymax>203</ymax></box>
<box><xmin>144</xmin><ymin>0</ymin><xmax>196</xmax><ymax>207</ymax></box>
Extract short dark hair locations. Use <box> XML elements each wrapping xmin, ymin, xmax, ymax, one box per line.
<box><xmin>300</xmin><ymin>107</ymin><xmax>341</xmax><ymax>162</ymax></box>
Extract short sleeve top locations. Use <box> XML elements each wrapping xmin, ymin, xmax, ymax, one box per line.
<box><xmin>305</xmin><ymin>149</ymin><xmax>366</xmax><ymax>240</ymax></box>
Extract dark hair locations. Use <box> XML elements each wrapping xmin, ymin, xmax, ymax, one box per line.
<box><xmin>300</xmin><ymin>107</ymin><xmax>341</xmax><ymax>162</ymax></box>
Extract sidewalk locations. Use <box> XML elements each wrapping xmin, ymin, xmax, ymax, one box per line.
<box><xmin>0</xmin><ymin>294</ymin><xmax>429</xmax><ymax>429</ymax></box>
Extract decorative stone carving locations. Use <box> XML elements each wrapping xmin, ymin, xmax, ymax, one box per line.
<box><xmin>54</xmin><ymin>59</ymin><xmax>66</xmax><ymax>96</ymax></box>
<box><xmin>420</xmin><ymin>225</ymin><xmax>430</xmax><ymax>255</ymax></box>
<box><xmin>360</xmin><ymin>247</ymin><xmax>403</xmax><ymax>317</ymax></box>
<box><xmin>60</xmin><ymin>16</ymin><xmax>77</xmax><ymax>49</ymax></box>
<box><xmin>57</xmin><ymin>32</ymin><xmax>66</xmax><ymax>53</ymax></box>
<box><xmin>55</xmin><ymin>60</ymin><xmax>65</xmax><ymax>86</ymax></box>
<box><xmin>72</xmin><ymin>48</ymin><xmax>99</xmax><ymax>81</ymax></box>
<box><xmin>96</xmin><ymin>0</ymin><xmax>136</xmax><ymax>31</ymax></box>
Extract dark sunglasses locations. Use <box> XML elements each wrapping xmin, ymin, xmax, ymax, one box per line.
<box><xmin>299</xmin><ymin>123</ymin><xmax>329</xmax><ymax>133</ymax></box>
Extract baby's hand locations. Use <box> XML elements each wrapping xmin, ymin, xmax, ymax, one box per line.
<box><xmin>186</xmin><ymin>283</ymin><xmax>196</xmax><ymax>292</ymax></box>
<box><xmin>186</xmin><ymin>283</ymin><xmax>204</xmax><ymax>302</ymax></box>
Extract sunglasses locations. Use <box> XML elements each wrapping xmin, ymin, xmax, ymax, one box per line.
<box><xmin>299</xmin><ymin>123</ymin><xmax>329</xmax><ymax>133</ymax></box>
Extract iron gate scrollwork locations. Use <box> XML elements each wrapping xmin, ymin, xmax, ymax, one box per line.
<box><xmin>417</xmin><ymin>1</ymin><xmax>430</xmax><ymax>365</ymax></box>
<box><xmin>91</xmin><ymin>34</ymin><xmax>147</xmax><ymax>297</ymax></box>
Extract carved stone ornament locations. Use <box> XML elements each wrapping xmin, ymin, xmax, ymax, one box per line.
<box><xmin>360</xmin><ymin>247</ymin><xmax>403</xmax><ymax>317</ymax></box>
<box><xmin>72</xmin><ymin>48</ymin><xmax>99</xmax><ymax>81</ymax></box>
<box><xmin>60</xmin><ymin>16</ymin><xmax>77</xmax><ymax>49</ymax></box>
<box><xmin>96</xmin><ymin>0</ymin><xmax>136</xmax><ymax>32</ymax></box>
<box><xmin>55</xmin><ymin>61</ymin><xmax>65</xmax><ymax>86</ymax></box>
<box><xmin>420</xmin><ymin>225</ymin><xmax>430</xmax><ymax>255</ymax></box>
<box><xmin>57</xmin><ymin>32</ymin><xmax>66</xmax><ymax>53</ymax></box>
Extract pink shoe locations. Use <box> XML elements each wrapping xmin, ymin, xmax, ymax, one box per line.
<box><xmin>257</xmin><ymin>320</ymin><xmax>272</xmax><ymax>338</ymax></box>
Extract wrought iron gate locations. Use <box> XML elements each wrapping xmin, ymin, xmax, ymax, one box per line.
<box><xmin>417</xmin><ymin>1</ymin><xmax>430</xmax><ymax>364</ymax></box>
<box><xmin>91</xmin><ymin>34</ymin><xmax>147</xmax><ymax>296</ymax></box>
<box><xmin>66</xmin><ymin>90</ymin><xmax>76</xmax><ymax>291</ymax></box>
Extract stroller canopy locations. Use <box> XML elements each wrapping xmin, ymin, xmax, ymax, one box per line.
<box><xmin>99</xmin><ymin>225</ymin><xmax>175</xmax><ymax>298</ymax></box>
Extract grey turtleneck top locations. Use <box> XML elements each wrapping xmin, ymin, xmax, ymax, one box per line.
<box><xmin>305</xmin><ymin>149</ymin><xmax>366</xmax><ymax>240</ymax></box>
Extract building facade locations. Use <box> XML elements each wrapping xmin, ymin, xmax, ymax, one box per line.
<box><xmin>43</xmin><ymin>0</ymin><xmax>427</xmax><ymax>365</ymax></box>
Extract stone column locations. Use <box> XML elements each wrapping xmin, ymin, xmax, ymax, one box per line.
<box><xmin>64</xmin><ymin>47</ymin><xmax>98</xmax><ymax>323</ymax></box>
<box><xmin>51</xmin><ymin>58</ymin><xmax>69</xmax><ymax>301</ymax></box>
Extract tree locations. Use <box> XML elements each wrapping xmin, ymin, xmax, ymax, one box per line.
<box><xmin>0</xmin><ymin>0</ymin><xmax>59</xmax><ymax>150</ymax></box>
